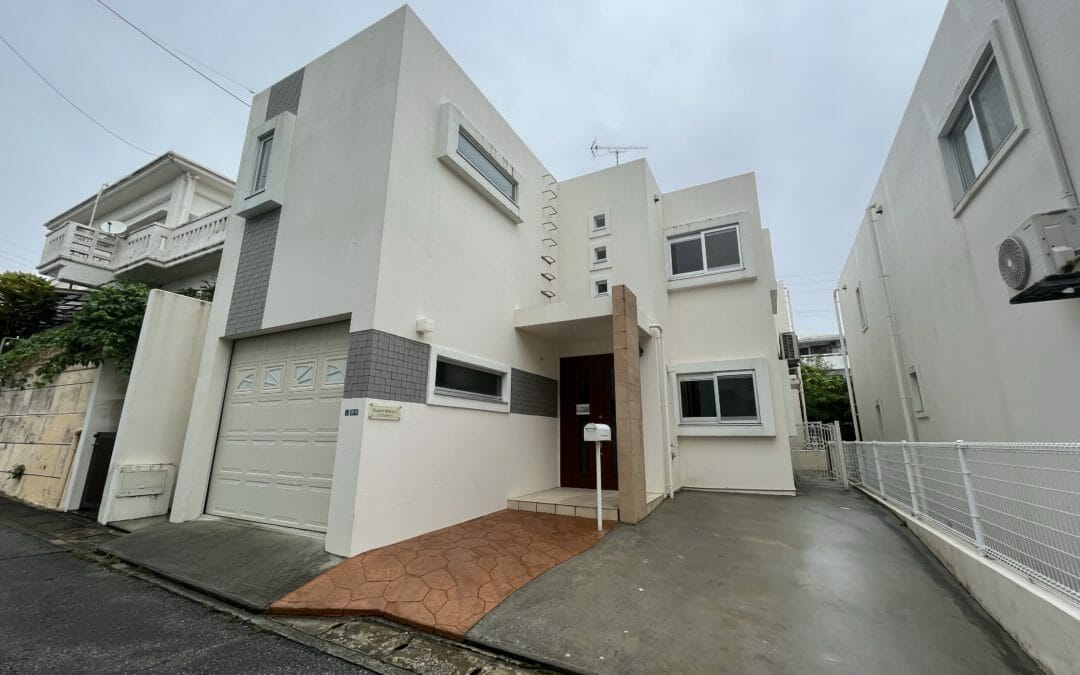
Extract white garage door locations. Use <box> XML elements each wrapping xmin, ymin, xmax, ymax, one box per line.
<box><xmin>205</xmin><ymin>322</ymin><xmax>348</xmax><ymax>532</ymax></box>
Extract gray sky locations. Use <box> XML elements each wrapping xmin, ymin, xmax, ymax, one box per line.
<box><xmin>0</xmin><ymin>0</ymin><xmax>947</xmax><ymax>334</ymax></box>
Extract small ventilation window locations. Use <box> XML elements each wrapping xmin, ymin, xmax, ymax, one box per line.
<box><xmin>263</xmin><ymin>366</ymin><xmax>283</xmax><ymax>390</ymax></box>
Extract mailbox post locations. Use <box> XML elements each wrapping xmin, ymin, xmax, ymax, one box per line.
<box><xmin>583</xmin><ymin>422</ymin><xmax>611</xmax><ymax>532</ymax></box>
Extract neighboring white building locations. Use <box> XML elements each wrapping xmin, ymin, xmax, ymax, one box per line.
<box><xmin>837</xmin><ymin>0</ymin><xmax>1080</xmax><ymax>442</ymax></box>
<box><xmin>160</xmin><ymin>6</ymin><xmax>795</xmax><ymax>557</ymax></box>
<box><xmin>18</xmin><ymin>153</ymin><xmax>233</xmax><ymax>519</ymax></box>
<box><xmin>38</xmin><ymin>152</ymin><xmax>234</xmax><ymax>292</ymax></box>
<box><xmin>799</xmin><ymin>334</ymin><xmax>844</xmax><ymax>374</ymax></box>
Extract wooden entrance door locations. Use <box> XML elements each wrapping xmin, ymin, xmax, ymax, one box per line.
<box><xmin>559</xmin><ymin>354</ymin><xmax>618</xmax><ymax>489</ymax></box>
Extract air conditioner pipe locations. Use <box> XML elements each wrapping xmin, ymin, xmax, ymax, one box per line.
<box><xmin>866</xmin><ymin>204</ymin><xmax>918</xmax><ymax>442</ymax></box>
<box><xmin>833</xmin><ymin>288</ymin><xmax>861</xmax><ymax>441</ymax></box>
<box><xmin>649</xmin><ymin>323</ymin><xmax>675</xmax><ymax>499</ymax></box>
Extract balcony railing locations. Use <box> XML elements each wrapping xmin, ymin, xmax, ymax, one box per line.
<box><xmin>39</xmin><ymin>208</ymin><xmax>229</xmax><ymax>279</ymax></box>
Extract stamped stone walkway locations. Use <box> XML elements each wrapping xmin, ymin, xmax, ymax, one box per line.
<box><xmin>270</xmin><ymin>509</ymin><xmax>614</xmax><ymax>639</ymax></box>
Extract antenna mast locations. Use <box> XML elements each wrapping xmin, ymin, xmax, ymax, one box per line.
<box><xmin>590</xmin><ymin>138</ymin><xmax>647</xmax><ymax>166</ymax></box>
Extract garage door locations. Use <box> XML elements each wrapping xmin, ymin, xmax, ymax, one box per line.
<box><xmin>205</xmin><ymin>322</ymin><xmax>348</xmax><ymax>532</ymax></box>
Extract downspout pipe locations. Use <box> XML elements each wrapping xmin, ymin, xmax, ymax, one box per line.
<box><xmin>1003</xmin><ymin>0</ymin><xmax>1078</xmax><ymax>209</ymax></box>
<box><xmin>833</xmin><ymin>288</ymin><xmax>861</xmax><ymax>441</ymax></box>
<box><xmin>649</xmin><ymin>324</ymin><xmax>674</xmax><ymax>499</ymax></box>
<box><xmin>866</xmin><ymin>204</ymin><xmax>917</xmax><ymax>442</ymax></box>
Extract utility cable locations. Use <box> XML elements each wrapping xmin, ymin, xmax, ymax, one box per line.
<box><xmin>94</xmin><ymin>0</ymin><xmax>251</xmax><ymax>107</ymax></box>
<box><xmin>0</xmin><ymin>32</ymin><xmax>156</xmax><ymax>157</ymax></box>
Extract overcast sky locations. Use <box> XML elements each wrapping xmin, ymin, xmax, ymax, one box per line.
<box><xmin>0</xmin><ymin>0</ymin><xmax>947</xmax><ymax>334</ymax></box>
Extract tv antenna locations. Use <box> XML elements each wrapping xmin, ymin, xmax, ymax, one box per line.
<box><xmin>590</xmin><ymin>138</ymin><xmax>647</xmax><ymax>166</ymax></box>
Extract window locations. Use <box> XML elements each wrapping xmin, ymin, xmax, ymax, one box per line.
<box><xmin>435</xmin><ymin>358</ymin><xmax>504</xmax><ymax>401</ymax></box>
<box><xmin>947</xmin><ymin>57</ymin><xmax>1015</xmax><ymax>193</ymax></box>
<box><xmin>292</xmin><ymin>363</ymin><xmax>314</xmax><ymax>388</ymax></box>
<box><xmin>593</xmin><ymin>213</ymin><xmax>607</xmax><ymax>233</ymax></box>
<box><xmin>457</xmin><ymin>128</ymin><xmax>517</xmax><ymax>203</ymax></box>
<box><xmin>908</xmin><ymin>368</ymin><xmax>926</xmax><ymax>416</ymax></box>
<box><xmin>677</xmin><ymin>371</ymin><xmax>759</xmax><ymax>425</ymax></box>
<box><xmin>593</xmin><ymin>277</ymin><xmax>610</xmax><ymax>298</ymax></box>
<box><xmin>262</xmin><ymin>365</ymin><xmax>283</xmax><ymax>391</ymax></box>
<box><xmin>855</xmin><ymin>285</ymin><xmax>868</xmax><ymax>331</ymax></box>
<box><xmin>669</xmin><ymin>224</ymin><xmax>741</xmax><ymax>278</ymax></box>
<box><xmin>324</xmin><ymin>358</ymin><xmax>345</xmax><ymax>386</ymax></box>
<box><xmin>594</xmin><ymin>245</ymin><xmax>608</xmax><ymax>264</ymax></box>
<box><xmin>235</xmin><ymin>371</ymin><xmax>255</xmax><ymax>393</ymax></box>
<box><xmin>252</xmin><ymin>132</ymin><xmax>274</xmax><ymax>193</ymax></box>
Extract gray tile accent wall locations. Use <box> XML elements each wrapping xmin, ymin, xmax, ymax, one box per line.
<box><xmin>510</xmin><ymin>369</ymin><xmax>558</xmax><ymax>417</ymax></box>
<box><xmin>225</xmin><ymin>209</ymin><xmax>279</xmax><ymax>336</ymax></box>
<box><xmin>265</xmin><ymin>68</ymin><xmax>304</xmax><ymax>120</ymax></box>
<box><xmin>344</xmin><ymin>330</ymin><xmax>430</xmax><ymax>402</ymax></box>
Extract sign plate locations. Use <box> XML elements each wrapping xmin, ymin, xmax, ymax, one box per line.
<box><xmin>368</xmin><ymin>403</ymin><xmax>402</xmax><ymax>421</ymax></box>
<box><xmin>576</xmin><ymin>404</ymin><xmax>590</xmax><ymax>416</ymax></box>
<box><xmin>344</xmin><ymin>408</ymin><xmax>359</xmax><ymax>417</ymax></box>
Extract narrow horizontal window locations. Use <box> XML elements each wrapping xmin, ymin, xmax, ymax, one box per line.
<box><xmin>669</xmin><ymin>224</ymin><xmax>742</xmax><ymax>278</ymax></box>
<box><xmin>435</xmin><ymin>358</ymin><xmax>503</xmax><ymax>401</ymax></box>
<box><xmin>457</xmin><ymin>129</ymin><xmax>517</xmax><ymax>203</ymax></box>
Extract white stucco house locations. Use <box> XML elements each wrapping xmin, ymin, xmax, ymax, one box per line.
<box><xmin>144</xmin><ymin>6</ymin><xmax>797</xmax><ymax>557</ymax></box>
<box><xmin>837</xmin><ymin>0</ymin><xmax>1080</xmax><ymax>443</ymax></box>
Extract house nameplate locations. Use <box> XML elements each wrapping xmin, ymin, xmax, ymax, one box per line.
<box><xmin>368</xmin><ymin>403</ymin><xmax>402</xmax><ymax>421</ymax></box>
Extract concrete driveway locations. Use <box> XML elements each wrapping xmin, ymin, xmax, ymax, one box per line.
<box><xmin>467</xmin><ymin>485</ymin><xmax>1041</xmax><ymax>675</ymax></box>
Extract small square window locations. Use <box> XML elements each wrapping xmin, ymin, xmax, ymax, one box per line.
<box><xmin>234</xmin><ymin>369</ymin><xmax>255</xmax><ymax>394</ymax></box>
<box><xmin>593</xmin><ymin>213</ymin><xmax>607</xmax><ymax>232</ymax></box>
<box><xmin>262</xmin><ymin>365</ymin><xmax>284</xmax><ymax>391</ymax></box>
<box><xmin>324</xmin><ymin>357</ymin><xmax>346</xmax><ymax>386</ymax></box>
<box><xmin>593</xmin><ymin>278</ymin><xmax>610</xmax><ymax>298</ymax></box>
<box><xmin>594</xmin><ymin>246</ymin><xmax>608</xmax><ymax>264</ymax></box>
<box><xmin>292</xmin><ymin>361</ymin><xmax>315</xmax><ymax>389</ymax></box>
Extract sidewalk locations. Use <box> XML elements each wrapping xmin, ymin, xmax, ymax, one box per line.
<box><xmin>0</xmin><ymin>496</ymin><xmax>549</xmax><ymax>675</ymax></box>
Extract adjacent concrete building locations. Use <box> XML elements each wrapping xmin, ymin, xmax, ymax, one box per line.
<box><xmin>837</xmin><ymin>0</ymin><xmax>1080</xmax><ymax>442</ymax></box>
<box><xmin>162</xmin><ymin>6</ymin><xmax>796</xmax><ymax>556</ymax></box>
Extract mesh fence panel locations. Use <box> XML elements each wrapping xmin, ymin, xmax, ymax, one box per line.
<box><xmin>842</xmin><ymin>441</ymin><xmax>1080</xmax><ymax>605</ymax></box>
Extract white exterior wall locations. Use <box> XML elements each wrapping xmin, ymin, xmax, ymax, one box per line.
<box><xmin>838</xmin><ymin>0</ymin><xmax>1080</xmax><ymax>442</ymax></box>
<box><xmin>663</xmin><ymin>175</ymin><xmax>795</xmax><ymax>493</ymax></box>
<box><xmin>98</xmin><ymin>291</ymin><xmax>210</xmax><ymax>523</ymax></box>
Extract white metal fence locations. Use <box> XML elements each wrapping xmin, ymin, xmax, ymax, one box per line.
<box><xmin>791</xmin><ymin>421</ymin><xmax>847</xmax><ymax>484</ymax></box>
<box><xmin>842</xmin><ymin>440</ymin><xmax>1080</xmax><ymax>606</ymax></box>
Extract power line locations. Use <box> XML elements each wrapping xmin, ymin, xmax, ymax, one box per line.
<box><xmin>94</xmin><ymin>0</ymin><xmax>251</xmax><ymax>107</ymax></box>
<box><xmin>0</xmin><ymin>32</ymin><xmax>156</xmax><ymax>157</ymax></box>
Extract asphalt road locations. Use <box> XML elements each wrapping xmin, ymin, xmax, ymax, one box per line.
<box><xmin>0</xmin><ymin>523</ymin><xmax>370</xmax><ymax>674</ymax></box>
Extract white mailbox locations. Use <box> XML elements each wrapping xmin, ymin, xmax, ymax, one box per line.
<box><xmin>583</xmin><ymin>422</ymin><xmax>611</xmax><ymax>442</ymax></box>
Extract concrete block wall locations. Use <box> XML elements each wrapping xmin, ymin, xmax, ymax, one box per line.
<box><xmin>344</xmin><ymin>329</ymin><xmax>430</xmax><ymax>402</ymax></box>
<box><xmin>509</xmin><ymin>369</ymin><xmax>558</xmax><ymax>417</ymax></box>
<box><xmin>225</xmin><ymin>209</ymin><xmax>280</xmax><ymax>336</ymax></box>
<box><xmin>0</xmin><ymin>366</ymin><xmax>96</xmax><ymax>508</ymax></box>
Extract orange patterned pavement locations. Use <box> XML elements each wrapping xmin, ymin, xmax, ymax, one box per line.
<box><xmin>269</xmin><ymin>509</ymin><xmax>615</xmax><ymax>639</ymax></box>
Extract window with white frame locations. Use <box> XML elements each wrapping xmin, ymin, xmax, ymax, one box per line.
<box><xmin>855</xmin><ymin>285</ymin><xmax>868</xmax><ymax>331</ymax></box>
<box><xmin>591</xmin><ymin>211</ymin><xmax>609</xmax><ymax>235</ymax></box>
<box><xmin>434</xmin><ymin>356</ymin><xmax>504</xmax><ymax>402</ymax></box>
<box><xmin>591</xmin><ymin>243</ymin><xmax>610</xmax><ymax>269</ymax></box>
<box><xmin>457</xmin><ymin>128</ymin><xmax>517</xmax><ymax>203</ymax></box>
<box><xmin>677</xmin><ymin>370</ymin><xmax>759</xmax><ymax>425</ymax></box>
<box><xmin>593</xmin><ymin>277</ymin><xmax>610</xmax><ymax>298</ymax></box>
<box><xmin>668</xmin><ymin>224</ymin><xmax>742</xmax><ymax>278</ymax></box>
<box><xmin>946</xmin><ymin>55</ymin><xmax>1016</xmax><ymax>194</ymax></box>
<box><xmin>252</xmin><ymin>132</ymin><xmax>274</xmax><ymax>193</ymax></box>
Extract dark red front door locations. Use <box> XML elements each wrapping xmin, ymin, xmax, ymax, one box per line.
<box><xmin>559</xmin><ymin>354</ymin><xmax>618</xmax><ymax>489</ymax></box>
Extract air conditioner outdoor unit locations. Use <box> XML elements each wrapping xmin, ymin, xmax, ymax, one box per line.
<box><xmin>997</xmin><ymin>208</ymin><xmax>1080</xmax><ymax>304</ymax></box>
<box><xmin>778</xmin><ymin>331</ymin><xmax>799</xmax><ymax>365</ymax></box>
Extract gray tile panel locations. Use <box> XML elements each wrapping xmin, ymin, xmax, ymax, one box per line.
<box><xmin>510</xmin><ymin>368</ymin><xmax>558</xmax><ymax>417</ymax></box>
<box><xmin>344</xmin><ymin>330</ymin><xmax>430</xmax><ymax>402</ymax></box>
<box><xmin>224</xmin><ymin>209</ymin><xmax>279</xmax><ymax>336</ymax></box>
<box><xmin>265</xmin><ymin>69</ymin><xmax>304</xmax><ymax>120</ymax></box>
